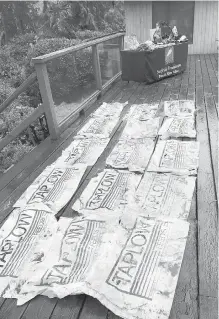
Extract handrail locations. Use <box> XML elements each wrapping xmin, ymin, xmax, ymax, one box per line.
<box><xmin>0</xmin><ymin>105</ymin><xmax>44</xmax><ymax>152</ymax></box>
<box><xmin>0</xmin><ymin>72</ymin><xmax>37</xmax><ymax>114</ymax></box>
<box><xmin>32</xmin><ymin>32</ymin><xmax>125</xmax><ymax>64</ymax></box>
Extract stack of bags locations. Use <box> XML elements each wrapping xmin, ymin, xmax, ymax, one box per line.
<box><xmin>0</xmin><ymin>99</ymin><xmax>199</xmax><ymax>319</ymax></box>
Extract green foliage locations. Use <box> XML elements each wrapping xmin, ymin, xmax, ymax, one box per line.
<box><xmin>0</xmin><ymin>1</ymin><xmax>125</xmax><ymax>172</ymax></box>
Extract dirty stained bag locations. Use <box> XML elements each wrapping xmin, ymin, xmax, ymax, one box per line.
<box><xmin>92</xmin><ymin>101</ymin><xmax>128</xmax><ymax>118</ymax></box>
<box><xmin>0</xmin><ymin>205</ymin><xmax>57</xmax><ymax>297</ymax></box>
<box><xmin>72</xmin><ymin>169</ymin><xmax>142</xmax><ymax>214</ymax></box>
<box><xmin>127</xmin><ymin>103</ymin><xmax>159</xmax><ymax>121</ymax></box>
<box><xmin>121</xmin><ymin>118</ymin><xmax>160</xmax><ymax>139</ymax></box>
<box><xmin>75</xmin><ymin>116</ymin><xmax>120</xmax><ymax>139</ymax></box>
<box><xmin>55</xmin><ymin>138</ymin><xmax>110</xmax><ymax>166</ymax></box>
<box><xmin>14</xmin><ymin>163</ymin><xmax>87</xmax><ymax>212</ymax></box>
<box><xmin>106</xmin><ymin>138</ymin><xmax>155</xmax><ymax>173</ymax></box>
<box><xmin>164</xmin><ymin>100</ymin><xmax>195</xmax><ymax>118</ymax></box>
<box><xmin>123</xmin><ymin>172</ymin><xmax>196</xmax><ymax>221</ymax></box>
<box><xmin>158</xmin><ymin>117</ymin><xmax>196</xmax><ymax>139</ymax></box>
<box><xmin>11</xmin><ymin>213</ymin><xmax>190</xmax><ymax>319</ymax></box>
<box><xmin>147</xmin><ymin>140</ymin><xmax>200</xmax><ymax>175</ymax></box>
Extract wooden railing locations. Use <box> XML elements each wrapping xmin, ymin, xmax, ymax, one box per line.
<box><xmin>32</xmin><ymin>31</ymin><xmax>125</xmax><ymax>138</ymax></box>
<box><xmin>0</xmin><ymin>32</ymin><xmax>125</xmax><ymax>163</ymax></box>
<box><xmin>0</xmin><ymin>72</ymin><xmax>46</xmax><ymax>153</ymax></box>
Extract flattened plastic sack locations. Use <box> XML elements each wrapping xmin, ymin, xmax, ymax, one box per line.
<box><xmin>127</xmin><ymin>103</ymin><xmax>159</xmax><ymax>121</ymax></box>
<box><xmin>72</xmin><ymin>169</ymin><xmax>142</xmax><ymax>214</ymax></box>
<box><xmin>158</xmin><ymin>117</ymin><xmax>196</xmax><ymax>139</ymax></box>
<box><xmin>124</xmin><ymin>35</ymin><xmax>139</xmax><ymax>50</ymax></box>
<box><xmin>121</xmin><ymin>118</ymin><xmax>160</xmax><ymax>139</ymax></box>
<box><xmin>13</xmin><ymin>214</ymin><xmax>190</xmax><ymax>319</ymax></box>
<box><xmin>75</xmin><ymin>116</ymin><xmax>120</xmax><ymax>139</ymax></box>
<box><xmin>147</xmin><ymin>140</ymin><xmax>200</xmax><ymax>175</ymax></box>
<box><xmin>0</xmin><ymin>205</ymin><xmax>57</xmax><ymax>297</ymax></box>
<box><xmin>164</xmin><ymin>100</ymin><xmax>195</xmax><ymax>118</ymax></box>
<box><xmin>124</xmin><ymin>172</ymin><xmax>196</xmax><ymax>220</ymax></box>
<box><xmin>14</xmin><ymin>164</ymin><xmax>87</xmax><ymax>212</ymax></box>
<box><xmin>7</xmin><ymin>212</ymin><xmax>120</xmax><ymax>304</ymax></box>
<box><xmin>92</xmin><ymin>101</ymin><xmax>128</xmax><ymax>118</ymax></box>
<box><xmin>55</xmin><ymin>138</ymin><xmax>110</xmax><ymax>166</ymax></box>
<box><xmin>106</xmin><ymin>138</ymin><xmax>155</xmax><ymax>173</ymax></box>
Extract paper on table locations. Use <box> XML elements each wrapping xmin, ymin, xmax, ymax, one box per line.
<box><xmin>121</xmin><ymin>118</ymin><xmax>160</xmax><ymax>139</ymax></box>
<box><xmin>147</xmin><ymin>140</ymin><xmax>200</xmax><ymax>175</ymax></box>
<box><xmin>0</xmin><ymin>205</ymin><xmax>58</xmax><ymax>297</ymax></box>
<box><xmin>106</xmin><ymin>138</ymin><xmax>155</xmax><ymax>173</ymax></box>
<box><xmin>14</xmin><ymin>164</ymin><xmax>87</xmax><ymax>212</ymax></box>
<box><xmin>55</xmin><ymin>138</ymin><xmax>110</xmax><ymax>167</ymax></box>
<box><xmin>123</xmin><ymin>172</ymin><xmax>196</xmax><ymax>220</ymax></box>
<box><xmin>13</xmin><ymin>215</ymin><xmax>189</xmax><ymax>319</ymax></box>
<box><xmin>127</xmin><ymin>103</ymin><xmax>159</xmax><ymax>121</ymax></box>
<box><xmin>164</xmin><ymin>100</ymin><xmax>195</xmax><ymax>118</ymax></box>
<box><xmin>72</xmin><ymin>169</ymin><xmax>142</xmax><ymax>214</ymax></box>
<box><xmin>75</xmin><ymin>116</ymin><xmax>120</xmax><ymax>139</ymax></box>
<box><xmin>158</xmin><ymin>117</ymin><xmax>196</xmax><ymax>139</ymax></box>
<box><xmin>91</xmin><ymin>101</ymin><xmax>128</xmax><ymax>118</ymax></box>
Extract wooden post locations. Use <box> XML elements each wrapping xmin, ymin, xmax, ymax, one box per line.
<box><xmin>119</xmin><ymin>35</ymin><xmax>124</xmax><ymax>51</ymax></box>
<box><xmin>92</xmin><ymin>44</ymin><xmax>102</xmax><ymax>93</ymax></box>
<box><xmin>118</xmin><ymin>35</ymin><xmax>124</xmax><ymax>72</ymax></box>
<box><xmin>34</xmin><ymin>63</ymin><xmax>59</xmax><ymax>140</ymax></box>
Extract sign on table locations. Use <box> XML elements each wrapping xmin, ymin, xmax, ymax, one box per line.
<box><xmin>55</xmin><ymin>138</ymin><xmax>110</xmax><ymax>166</ymax></box>
<box><xmin>147</xmin><ymin>140</ymin><xmax>200</xmax><ymax>175</ymax></box>
<box><xmin>121</xmin><ymin>118</ymin><xmax>160</xmax><ymax>139</ymax></box>
<box><xmin>76</xmin><ymin>116</ymin><xmax>120</xmax><ymax>139</ymax></box>
<box><xmin>124</xmin><ymin>172</ymin><xmax>196</xmax><ymax>220</ymax></box>
<box><xmin>14</xmin><ymin>164</ymin><xmax>87</xmax><ymax>212</ymax></box>
<box><xmin>158</xmin><ymin>117</ymin><xmax>196</xmax><ymax>139</ymax></box>
<box><xmin>164</xmin><ymin>100</ymin><xmax>195</xmax><ymax>118</ymax></box>
<box><xmin>127</xmin><ymin>103</ymin><xmax>159</xmax><ymax>121</ymax></box>
<box><xmin>0</xmin><ymin>206</ymin><xmax>57</xmax><ymax>297</ymax></box>
<box><xmin>92</xmin><ymin>101</ymin><xmax>128</xmax><ymax>118</ymax></box>
<box><xmin>106</xmin><ymin>138</ymin><xmax>155</xmax><ymax>173</ymax></box>
<box><xmin>72</xmin><ymin>169</ymin><xmax>141</xmax><ymax>214</ymax></box>
<box><xmin>10</xmin><ymin>214</ymin><xmax>189</xmax><ymax>319</ymax></box>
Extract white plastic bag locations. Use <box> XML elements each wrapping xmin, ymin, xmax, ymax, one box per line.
<box><xmin>124</xmin><ymin>35</ymin><xmax>139</xmax><ymax>50</ymax></box>
<box><xmin>55</xmin><ymin>138</ymin><xmax>110</xmax><ymax>166</ymax></box>
<box><xmin>127</xmin><ymin>103</ymin><xmax>159</xmax><ymax>121</ymax></box>
<box><xmin>76</xmin><ymin>116</ymin><xmax>120</xmax><ymax>139</ymax></box>
<box><xmin>13</xmin><ymin>214</ymin><xmax>189</xmax><ymax>319</ymax></box>
<box><xmin>14</xmin><ymin>164</ymin><xmax>87</xmax><ymax>212</ymax></box>
<box><xmin>106</xmin><ymin>138</ymin><xmax>155</xmax><ymax>173</ymax></box>
<box><xmin>164</xmin><ymin>100</ymin><xmax>195</xmax><ymax>118</ymax></box>
<box><xmin>72</xmin><ymin>169</ymin><xmax>142</xmax><ymax>214</ymax></box>
<box><xmin>147</xmin><ymin>140</ymin><xmax>200</xmax><ymax>175</ymax></box>
<box><xmin>92</xmin><ymin>101</ymin><xmax>128</xmax><ymax>118</ymax></box>
<box><xmin>0</xmin><ymin>205</ymin><xmax>58</xmax><ymax>297</ymax></box>
<box><xmin>158</xmin><ymin>117</ymin><xmax>196</xmax><ymax>139</ymax></box>
<box><xmin>121</xmin><ymin>118</ymin><xmax>160</xmax><ymax>139</ymax></box>
<box><xmin>124</xmin><ymin>172</ymin><xmax>196</xmax><ymax>220</ymax></box>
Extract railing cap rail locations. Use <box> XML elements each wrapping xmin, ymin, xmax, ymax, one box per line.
<box><xmin>32</xmin><ymin>32</ymin><xmax>125</xmax><ymax>64</ymax></box>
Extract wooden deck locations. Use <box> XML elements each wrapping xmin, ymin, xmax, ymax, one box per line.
<box><xmin>0</xmin><ymin>54</ymin><xmax>218</xmax><ymax>319</ymax></box>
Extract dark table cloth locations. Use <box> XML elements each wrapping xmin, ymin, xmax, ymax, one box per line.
<box><xmin>120</xmin><ymin>42</ymin><xmax>188</xmax><ymax>84</ymax></box>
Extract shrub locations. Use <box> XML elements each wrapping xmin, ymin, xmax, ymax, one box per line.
<box><xmin>26</xmin><ymin>37</ymin><xmax>107</xmax><ymax>102</ymax></box>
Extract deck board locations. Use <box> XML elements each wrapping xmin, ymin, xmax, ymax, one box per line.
<box><xmin>195</xmin><ymin>54</ymin><xmax>218</xmax><ymax>319</ymax></box>
<box><xmin>0</xmin><ymin>54</ymin><xmax>217</xmax><ymax>319</ymax></box>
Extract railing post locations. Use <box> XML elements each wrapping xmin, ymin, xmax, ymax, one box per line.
<box><xmin>118</xmin><ymin>35</ymin><xmax>124</xmax><ymax>72</ymax></box>
<box><xmin>119</xmin><ymin>35</ymin><xmax>124</xmax><ymax>51</ymax></box>
<box><xmin>34</xmin><ymin>62</ymin><xmax>59</xmax><ymax>140</ymax></box>
<box><xmin>92</xmin><ymin>44</ymin><xmax>102</xmax><ymax>93</ymax></box>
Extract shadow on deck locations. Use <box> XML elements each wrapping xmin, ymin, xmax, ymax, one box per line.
<box><xmin>0</xmin><ymin>54</ymin><xmax>218</xmax><ymax>319</ymax></box>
